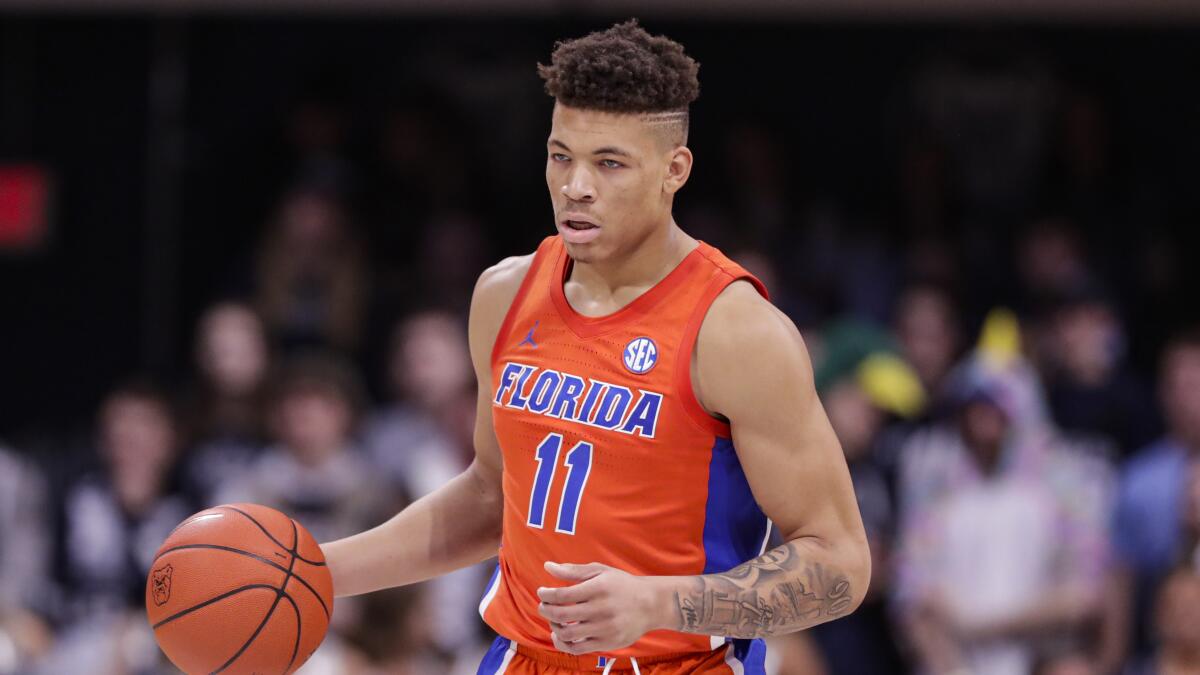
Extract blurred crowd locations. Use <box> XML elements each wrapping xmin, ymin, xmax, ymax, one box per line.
<box><xmin>2</xmin><ymin>43</ymin><xmax>1200</xmax><ymax>675</ymax></box>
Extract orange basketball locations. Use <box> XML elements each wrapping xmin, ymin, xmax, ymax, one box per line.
<box><xmin>145</xmin><ymin>503</ymin><xmax>334</xmax><ymax>675</ymax></box>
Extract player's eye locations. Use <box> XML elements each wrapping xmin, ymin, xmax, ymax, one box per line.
<box><xmin>599</xmin><ymin>159</ymin><xmax>624</xmax><ymax>169</ymax></box>
<box><xmin>550</xmin><ymin>153</ymin><xmax>570</xmax><ymax>162</ymax></box>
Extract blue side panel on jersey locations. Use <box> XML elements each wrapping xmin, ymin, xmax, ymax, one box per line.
<box><xmin>701</xmin><ymin>437</ymin><xmax>770</xmax><ymax>574</ymax></box>
<box><xmin>732</xmin><ymin>638</ymin><xmax>768</xmax><ymax>674</ymax></box>
<box><xmin>476</xmin><ymin>635</ymin><xmax>512</xmax><ymax>674</ymax></box>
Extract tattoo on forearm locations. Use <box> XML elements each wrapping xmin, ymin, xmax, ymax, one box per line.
<box><xmin>673</xmin><ymin>542</ymin><xmax>854</xmax><ymax>638</ymax></box>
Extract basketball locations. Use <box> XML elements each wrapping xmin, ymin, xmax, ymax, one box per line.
<box><xmin>145</xmin><ymin>503</ymin><xmax>334</xmax><ymax>675</ymax></box>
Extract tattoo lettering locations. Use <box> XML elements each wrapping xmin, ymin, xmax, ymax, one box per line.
<box><xmin>673</xmin><ymin>542</ymin><xmax>854</xmax><ymax>638</ymax></box>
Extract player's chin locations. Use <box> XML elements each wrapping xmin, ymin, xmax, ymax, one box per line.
<box><xmin>561</xmin><ymin>239</ymin><xmax>607</xmax><ymax>263</ymax></box>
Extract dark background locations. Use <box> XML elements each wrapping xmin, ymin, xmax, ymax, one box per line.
<box><xmin>3</xmin><ymin>14</ymin><xmax>1199</xmax><ymax>438</ymax></box>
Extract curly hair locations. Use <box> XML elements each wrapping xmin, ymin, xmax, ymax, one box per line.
<box><xmin>538</xmin><ymin>19</ymin><xmax>700</xmax><ymax>118</ymax></box>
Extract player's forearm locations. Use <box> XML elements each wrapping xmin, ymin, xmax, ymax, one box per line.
<box><xmin>652</xmin><ymin>537</ymin><xmax>868</xmax><ymax>639</ymax></box>
<box><xmin>321</xmin><ymin>460</ymin><xmax>503</xmax><ymax>597</ymax></box>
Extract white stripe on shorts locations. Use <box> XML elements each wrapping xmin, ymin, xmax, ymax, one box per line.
<box><xmin>495</xmin><ymin>641</ymin><xmax>517</xmax><ymax>674</ymax></box>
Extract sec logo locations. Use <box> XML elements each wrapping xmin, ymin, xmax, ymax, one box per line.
<box><xmin>623</xmin><ymin>337</ymin><xmax>658</xmax><ymax>374</ymax></box>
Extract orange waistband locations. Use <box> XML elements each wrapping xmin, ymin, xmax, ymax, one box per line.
<box><xmin>514</xmin><ymin>642</ymin><xmax>712</xmax><ymax>671</ymax></box>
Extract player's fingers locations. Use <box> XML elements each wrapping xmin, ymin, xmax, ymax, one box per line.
<box><xmin>550</xmin><ymin>630</ymin><xmax>594</xmax><ymax>655</ymax></box>
<box><xmin>538</xmin><ymin>601</ymin><xmax>593</xmax><ymax>624</ymax></box>
<box><xmin>537</xmin><ymin>578</ymin><xmax>599</xmax><ymax>604</ymax></box>
<box><xmin>552</xmin><ymin>621</ymin><xmax>594</xmax><ymax>644</ymax></box>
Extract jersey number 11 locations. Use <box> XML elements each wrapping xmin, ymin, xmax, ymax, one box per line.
<box><xmin>526</xmin><ymin>433</ymin><xmax>592</xmax><ymax>535</ymax></box>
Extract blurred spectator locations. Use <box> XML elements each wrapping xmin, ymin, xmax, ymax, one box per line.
<box><xmin>41</xmin><ymin>381</ymin><xmax>191</xmax><ymax>674</ymax></box>
<box><xmin>0</xmin><ymin>444</ymin><xmax>52</xmax><ymax>673</ymax></box>
<box><xmin>376</xmin><ymin>97</ymin><xmax>469</xmax><ymax>214</ymax></box>
<box><xmin>366</xmin><ymin>95</ymin><xmax>478</xmax><ymax>306</ymax></box>
<box><xmin>255</xmin><ymin>186</ymin><xmax>369</xmax><ymax>354</ymax></box>
<box><xmin>809</xmin><ymin>344</ymin><xmax>921</xmax><ymax>675</ymax></box>
<box><xmin>1129</xmin><ymin>568</ymin><xmax>1200</xmax><ymax>675</ymax></box>
<box><xmin>412</xmin><ymin>212</ymin><xmax>491</xmax><ymax>313</ymax></box>
<box><xmin>363</xmin><ymin>310</ymin><xmax>485</xmax><ymax>662</ymax></box>
<box><xmin>1034</xmin><ymin>650</ymin><xmax>1098</xmax><ymax>675</ymax></box>
<box><xmin>722</xmin><ymin>121</ymin><xmax>791</xmax><ymax>250</ymax></box>
<box><xmin>283</xmin><ymin>79</ymin><xmax>357</xmax><ymax>194</ymax></box>
<box><xmin>1016</xmin><ymin>220</ymin><xmax>1093</xmax><ymax>311</ymax></box>
<box><xmin>216</xmin><ymin>351</ymin><xmax>389</xmax><ymax>543</ymax></box>
<box><xmin>1113</xmin><ymin>329</ymin><xmax>1200</xmax><ymax>658</ymax></box>
<box><xmin>187</xmin><ymin>302</ymin><xmax>271</xmax><ymax>441</ymax></box>
<box><xmin>1041</xmin><ymin>289</ymin><xmax>1158</xmax><ymax>456</ymax></box>
<box><xmin>213</xmin><ymin>352</ymin><xmax>393</xmax><ymax>671</ymax></box>
<box><xmin>180</xmin><ymin>302</ymin><xmax>271</xmax><ymax>504</ymax></box>
<box><xmin>364</xmin><ymin>310</ymin><xmax>473</xmax><ymax>501</ymax></box>
<box><xmin>53</xmin><ymin>381</ymin><xmax>191</xmax><ymax>621</ymax></box>
<box><xmin>895</xmin><ymin>357</ymin><xmax>1113</xmax><ymax>675</ymax></box>
<box><xmin>338</xmin><ymin>583</ymin><xmax>489</xmax><ymax>675</ymax></box>
<box><xmin>893</xmin><ymin>283</ymin><xmax>963</xmax><ymax>403</ymax></box>
<box><xmin>732</xmin><ymin>247</ymin><xmax>812</xmax><ymax>329</ymax></box>
<box><xmin>793</xmin><ymin>206</ymin><xmax>901</xmax><ymax>324</ymax></box>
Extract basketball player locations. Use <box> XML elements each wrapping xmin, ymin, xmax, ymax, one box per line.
<box><xmin>322</xmin><ymin>20</ymin><xmax>870</xmax><ymax>674</ymax></box>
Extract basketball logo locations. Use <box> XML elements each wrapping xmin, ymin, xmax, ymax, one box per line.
<box><xmin>151</xmin><ymin>564</ymin><xmax>173</xmax><ymax>606</ymax></box>
<box><xmin>623</xmin><ymin>337</ymin><xmax>658</xmax><ymax>374</ymax></box>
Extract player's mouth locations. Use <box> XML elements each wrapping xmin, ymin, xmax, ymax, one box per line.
<box><xmin>557</xmin><ymin>215</ymin><xmax>601</xmax><ymax>244</ymax></box>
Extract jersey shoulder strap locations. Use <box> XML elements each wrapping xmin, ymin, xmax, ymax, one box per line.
<box><xmin>673</xmin><ymin>242</ymin><xmax>770</xmax><ymax>437</ymax></box>
<box><xmin>489</xmin><ymin>236</ymin><xmax>559</xmax><ymax>364</ymax></box>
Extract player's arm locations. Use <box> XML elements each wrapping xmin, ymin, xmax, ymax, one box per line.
<box><xmin>537</xmin><ymin>282</ymin><xmax>870</xmax><ymax>652</ymax></box>
<box><xmin>664</xmin><ymin>282</ymin><xmax>871</xmax><ymax>635</ymax></box>
<box><xmin>320</xmin><ymin>255</ymin><xmax>531</xmax><ymax>598</ymax></box>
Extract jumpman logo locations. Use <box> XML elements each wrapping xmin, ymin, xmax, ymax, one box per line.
<box><xmin>518</xmin><ymin>321</ymin><xmax>539</xmax><ymax>348</ymax></box>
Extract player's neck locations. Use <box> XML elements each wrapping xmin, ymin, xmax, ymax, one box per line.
<box><xmin>568</xmin><ymin>220</ymin><xmax>696</xmax><ymax>304</ymax></box>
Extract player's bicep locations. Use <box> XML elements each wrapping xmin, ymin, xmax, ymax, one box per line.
<box><xmin>698</xmin><ymin>292</ymin><xmax>863</xmax><ymax>547</ymax></box>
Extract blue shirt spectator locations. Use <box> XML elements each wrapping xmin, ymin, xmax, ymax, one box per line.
<box><xmin>1113</xmin><ymin>439</ymin><xmax>1189</xmax><ymax>578</ymax></box>
<box><xmin>1113</xmin><ymin>329</ymin><xmax>1200</xmax><ymax>659</ymax></box>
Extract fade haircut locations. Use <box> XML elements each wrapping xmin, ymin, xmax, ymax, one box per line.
<box><xmin>538</xmin><ymin>19</ymin><xmax>700</xmax><ymax>146</ymax></box>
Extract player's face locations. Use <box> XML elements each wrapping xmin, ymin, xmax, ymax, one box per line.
<box><xmin>545</xmin><ymin>103</ymin><xmax>686</xmax><ymax>263</ymax></box>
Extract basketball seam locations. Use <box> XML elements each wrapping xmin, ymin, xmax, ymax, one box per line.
<box><xmin>218</xmin><ymin>505</ymin><xmax>326</xmax><ymax>566</ymax></box>
<box><xmin>280</xmin><ymin>589</ymin><xmax>303</xmax><ymax>673</ymax></box>
<box><xmin>152</xmin><ymin>543</ymin><xmax>330</xmax><ymax>619</ymax></box>
<box><xmin>211</xmin><ymin>519</ymin><xmax>299</xmax><ymax>675</ymax></box>
<box><xmin>151</xmin><ymin>583</ymin><xmax>277</xmax><ymax>630</ymax></box>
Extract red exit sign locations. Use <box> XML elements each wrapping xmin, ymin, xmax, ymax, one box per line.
<box><xmin>0</xmin><ymin>164</ymin><xmax>52</xmax><ymax>252</ymax></box>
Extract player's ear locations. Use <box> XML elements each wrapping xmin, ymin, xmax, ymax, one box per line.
<box><xmin>663</xmin><ymin>145</ymin><xmax>693</xmax><ymax>196</ymax></box>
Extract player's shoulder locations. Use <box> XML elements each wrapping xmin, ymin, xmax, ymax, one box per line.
<box><xmin>468</xmin><ymin>252</ymin><xmax>537</xmax><ymax>364</ymax></box>
<box><xmin>694</xmin><ymin>278</ymin><xmax>812</xmax><ymax>403</ymax></box>
<box><xmin>474</xmin><ymin>252</ymin><xmax>536</xmax><ymax>303</ymax></box>
<box><xmin>702</xmin><ymin>279</ymin><xmax>800</xmax><ymax>352</ymax></box>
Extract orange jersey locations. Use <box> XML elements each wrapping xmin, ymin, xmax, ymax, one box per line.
<box><xmin>479</xmin><ymin>235</ymin><xmax>771</xmax><ymax>663</ymax></box>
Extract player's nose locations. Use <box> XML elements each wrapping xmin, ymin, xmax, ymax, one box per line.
<box><xmin>561</xmin><ymin>166</ymin><xmax>596</xmax><ymax>202</ymax></box>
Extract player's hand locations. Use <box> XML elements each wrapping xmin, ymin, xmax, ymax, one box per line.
<box><xmin>537</xmin><ymin>561</ymin><xmax>667</xmax><ymax>655</ymax></box>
